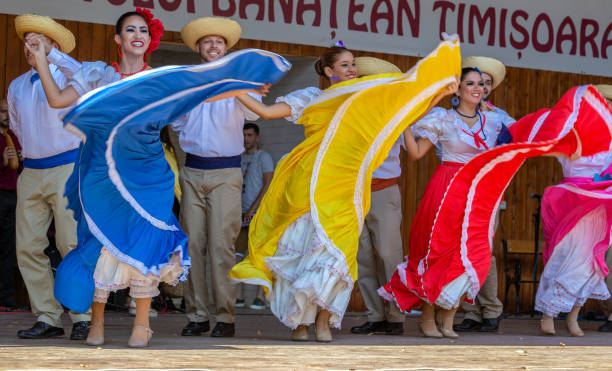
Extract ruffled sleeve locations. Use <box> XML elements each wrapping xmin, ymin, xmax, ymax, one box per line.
<box><xmin>275</xmin><ymin>87</ymin><xmax>321</xmax><ymax>123</ymax></box>
<box><xmin>69</xmin><ymin>62</ymin><xmax>118</xmax><ymax>96</ymax></box>
<box><xmin>411</xmin><ymin>107</ymin><xmax>450</xmax><ymax>145</ymax></box>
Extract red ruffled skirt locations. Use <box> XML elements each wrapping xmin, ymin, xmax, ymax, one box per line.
<box><xmin>380</xmin><ymin>162</ymin><xmax>469</xmax><ymax>311</ymax></box>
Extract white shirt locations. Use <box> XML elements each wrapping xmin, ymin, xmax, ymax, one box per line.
<box><xmin>373</xmin><ymin>135</ymin><xmax>405</xmax><ymax>179</ymax></box>
<box><xmin>7</xmin><ymin>65</ymin><xmax>80</xmax><ymax>159</ymax></box>
<box><xmin>171</xmin><ymin>94</ymin><xmax>260</xmax><ymax>157</ymax></box>
<box><xmin>558</xmin><ymin>152</ymin><xmax>612</xmax><ymax>178</ymax></box>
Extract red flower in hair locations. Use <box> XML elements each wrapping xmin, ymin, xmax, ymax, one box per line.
<box><xmin>136</xmin><ymin>7</ymin><xmax>164</xmax><ymax>55</ymax></box>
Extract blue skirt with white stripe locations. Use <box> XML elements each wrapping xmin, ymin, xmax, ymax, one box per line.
<box><xmin>54</xmin><ymin>50</ymin><xmax>291</xmax><ymax>313</ymax></box>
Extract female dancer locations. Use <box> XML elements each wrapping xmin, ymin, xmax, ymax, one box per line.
<box><xmin>379</xmin><ymin>67</ymin><xmax>513</xmax><ymax>339</ymax></box>
<box><xmin>26</xmin><ymin>9</ymin><xmax>187</xmax><ymax>347</ymax></box>
<box><xmin>231</xmin><ymin>39</ymin><xmax>461</xmax><ymax>342</ymax></box>
<box><xmin>536</xmin><ymin>86</ymin><xmax>612</xmax><ymax>337</ymax></box>
<box><xmin>232</xmin><ymin>45</ymin><xmax>357</xmax><ymax>342</ymax></box>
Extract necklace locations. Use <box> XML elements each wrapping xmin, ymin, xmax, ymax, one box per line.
<box><xmin>112</xmin><ymin>62</ymin><xmax>148</xmax><ymax>79</ymax></box>
<box><xmin>461</xmin><ymin>112</ymin><xmax>489</xmax><ymax>149</ymax></box>
<box><xmin>453</xmin><ymin>107</ymin><xmax>478</xmax><ymax>119</ymax></box>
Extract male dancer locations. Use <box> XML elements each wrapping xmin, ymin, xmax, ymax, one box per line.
<box><xmin>174</xmin><ymin>17</ymin><xmax>260</xmax><ymax>337</ymax></box>
<box><xmin>8</xmin><ymin>14</ymin><xmax>90</xmax><ymax>339</ymax></box>
<box><xmin>350</xmin><ymin>57</ymin><xmax>406</xmax><ymax>335</ymax></box>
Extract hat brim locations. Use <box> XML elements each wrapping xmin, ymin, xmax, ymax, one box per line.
<box><xmin>462</xmin><ymin>56</ymin><xmax>506</xmax><ymax>90</ymax></box>
<box><xmin>181</xmin><ymin>17</ymin><xmax>242</xmax><ymax>52</ymax></box>
<box><xmin>15</xmin><ymin>14</ymin><xmax>76</xmax><ymax>53</ymax></box>
<box><xmin>355</xmin><ymin>57</ymin><xmax>401</xmax><ymax>77</ymax></box>
<box><xmin>595</xmin><ymin>85</ymin><xmax>612</xmax><ymax>101</ymax></box>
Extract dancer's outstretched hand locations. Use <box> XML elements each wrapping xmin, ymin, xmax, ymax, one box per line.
<box><xmin>252</xmin><ymin>83</ymin><xmax>272</xmax><ymax>97</ymax></box>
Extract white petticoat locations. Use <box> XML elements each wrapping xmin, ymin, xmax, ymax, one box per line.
<box><xmin>535</xmin><ymin>206</ymin><xmax>611</xmax><ymax>317</ymax></box>
<box><xmin>435</xmin><ymin>272</ymin><xmax>471</xmax><ymax>310</ymax></box>
<box><xmin>93</xmin><ymin>247</ymin><xmax>184</xmax><ymax>302</ymax></box>
<box><xmin>265</xmin><ymin>213</ymin><xmax>353</xmax><ymax>329</ymax></box>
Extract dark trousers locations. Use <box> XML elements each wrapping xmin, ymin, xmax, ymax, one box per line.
<box><xmin>0</xmin><ymin>189</ymin><xmax>17</xmax><ymax>303</ymax></box>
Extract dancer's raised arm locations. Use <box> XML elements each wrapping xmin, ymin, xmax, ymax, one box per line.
<box><xmin>26</xmin><ymin>36</ymin><xmax>79</xmax><ymax>108</ymax></box>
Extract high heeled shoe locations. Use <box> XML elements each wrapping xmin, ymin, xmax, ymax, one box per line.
<box><xmin>540</xmin><ymin>318</ymin><xmax>556</xmax><ymax>335</ymax></box>
<box><xmin>128</xmin><ymin>325</ymin><xmax>153</xmax><ymax>348</ymax></box>
<box><xmin>419</xmin><ymin>319</ymin><xmax>443</xmax><ymax>338</ymax></box>
<box><xmin>439</xmin><ymin>326</ymin><xmax>459</xmax><ymax>339</ymax></box>
<box><xmin>85</xmin><ymin>322</ymin><xmax>104</xmax><ymax>346</ymax></box>
<box><xmin>314</xmin><ymin>324</ymin><xmax>332</xmax><ymax>342</ymax></box>
<box><xmin>291</xmin><ymin>325</ymin><xmax>309</xmax><ymax>341</ymax></box>
<box><xmin>566</xmin><ymin>320</ymin><xmax>584</xmax><ymax>337</ymax></box>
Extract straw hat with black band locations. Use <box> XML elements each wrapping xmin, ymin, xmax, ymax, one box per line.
<box><xmin>595</xmin><ymin>85</ymin><xmax>612</xmax><ymax>101</ymax></box>
<box><xmin>15</xmin><ymin>14</ymin><xmax>75</xmax><ymax>53</ymax></box>
<box><xmin>355</xmin><ymin>56</ymin><xmax>401</xmax><ymax>77</ymax></box>
<box><xmin>462</xmin><ymin>56</ymin><xmax>506</xmax><ymax>90</ymax></box>
<box><xmin>181</xmin><ymin>17</ymin><xmax>241</xmax><ymax>52</ymax></box>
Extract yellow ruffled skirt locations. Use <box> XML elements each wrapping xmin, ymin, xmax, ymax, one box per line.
<box><xmin>231</xmin><ymin>37</ymin><xmax>462</xmax><ymax>328</ymax></box>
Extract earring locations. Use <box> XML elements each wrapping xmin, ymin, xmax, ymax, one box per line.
<box><xmin>451</xmin><ymin>96</ymin><xmax>460</xmax><ymax>106</ymax></box>
<box><xmin>117</xmin><ymin>44</ymin><xmax>123</xmax><ymax>58</ymax></box>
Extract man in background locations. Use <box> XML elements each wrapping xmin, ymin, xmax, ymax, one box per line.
<box><xmin>235</xmin><ymin>123</ymin><xmax>274</xmax><ymax>310</ymax></box>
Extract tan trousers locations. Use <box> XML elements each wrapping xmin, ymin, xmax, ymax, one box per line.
<box><xmin>16</xmin><ymin>164</ymin><xmax>90</xmax><ymax>327</ymax></box>
<box><xmin>180</xmin><ymin>167</ymin><xmax>242</xmax><ymax>324</ymax></box>
<box><xmin>462</xmin><ymin>256</ymin><xmax>503</xmax><ymax>321</ymax></box>
<box><xmin>598</xmin><ymin>248</ymin><xmax>612</xmax><ymax>319</ymax></box>
<box><xmin>356</xmin><ymin>185</ymin><xmax>404</xmax><ymax>323</ymax></box>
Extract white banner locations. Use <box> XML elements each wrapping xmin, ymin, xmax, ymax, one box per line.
<box><xmin>2</xmin><ymin>0</ymin><xmax>611</xmax><ymax>76</ymax></box>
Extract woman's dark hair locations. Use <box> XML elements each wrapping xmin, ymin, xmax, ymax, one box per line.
<box><xmin>460</xmin><ymin>67</ymin><xmax>481</xmax><ymax>82</ymax></box>
<box><xmin>314</xmin><ymin>46</ymin><xmax>351</xmax><ymax>78</ymax></box>
<box><xmin>115</xmin><ymin>11</ymin><xmax>148</xmax><ymax>35</ymax></box>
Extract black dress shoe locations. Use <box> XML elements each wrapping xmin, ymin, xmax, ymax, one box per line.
<box><xmin>70</xmin><ymin>321</ymin><xmax>90</xmax><ymax>340</ymax></box>
<box><xmin>479</xmin><ymin>318</ymin><xmax>500</xmax><ymax>332</ymax></box>
<box><xmin>211</xmin><ymin>322</ymin><xmax>235</xmax><ymax>337</ymax></box>
<box><xmin>181</xmin><ymin>321</ymin><xmax>210</xmax><ymax>336</ymax></box>
<box><xmin>350</xmin><ymin>320</ymin><xmax>388</xmax><ymax>334</ymax></box>
<box><xmin>385</xmin><ymin>322</ymin><xmax>404</xmax><ymax>335</ymax></box>
<box><xmin>453</xmin><ymin>318</ymin><xmax>482</xmax><ymax>332</ymax></box>
<box><xmin>17</xmin><ymin>321</ymin><xmax>65</xmax><ymax>339</ymax></box>
<box><xmin>599</xmin><ymin>320</ymin><xmax>612</xmax><ymax>332</ymax></box>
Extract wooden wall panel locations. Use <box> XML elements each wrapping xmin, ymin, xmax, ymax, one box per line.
<box><xmin>1</xmin><ymin>14</ymin><xmax>611</xmax><ymax>313</ymax></box>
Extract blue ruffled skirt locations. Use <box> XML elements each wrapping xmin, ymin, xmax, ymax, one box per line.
<box><xmin>53</xmin><ymin>49</ymin><xmax>291</xmax><ymax>313</ymax></box>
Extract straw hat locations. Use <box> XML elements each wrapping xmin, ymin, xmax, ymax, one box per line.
<box><xmin>595</xmin><ymin>85</ymin><xmax>612</xmax><ymax>101</ymax></box>
<box><xmin>15</xmin><ymin>14</ymin><xmax>75</xmax><ymax>53</ymax></box>
<box><xmin>462</xmin><ymin>56</ymin><xmax>506</xmax><ymax>90</ymax></box>
<box><xmin>181</xmin><ymin>17</ymin><xmax>241</xmax><ymax>52</ymax></box>
<box><xmin>355</xmin><ymin>56</ymin><xmax>401</xmax><ymax>77</ymax></box>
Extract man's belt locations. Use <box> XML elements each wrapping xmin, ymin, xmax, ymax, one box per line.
<box><xmin>23</xmin><ymin>148</ymin><xmax>78</xmax><ymax>169</ymax></box>
<box><xmin>185</xmin><ymin>154</ymin><xmax>241</xmax><ymax>170</ymax></box>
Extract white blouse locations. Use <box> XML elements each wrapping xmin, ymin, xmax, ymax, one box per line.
<box><xmin>276</xmin><ymin>87</ymin><xmax>322</xmax><ymax>123</ymax></box>
<box><xmin>412</xmin><ymin>107</ymin><xmax>509</xmax><ymax>164</ymax></box>
<box><xmin>558</xmin><ymin>152</ymin><xmax>612</xmax><ymax>178</ymax></box>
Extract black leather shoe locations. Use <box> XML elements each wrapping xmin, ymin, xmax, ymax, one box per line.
<box><xmin>17</xmin><ymin>321</ymin><xmax>65</xmax><ymax>339</ymax></box>
<box><xmin>211</xmin><ymin>322</ymin><xmax>235</xmax><ymax>337</ymax></box>
<box><xmin>385</xmin><ymin>322</ymin><xmax>404</xmax><ymax>335</ymax></box>
<box><xmin>70</xmin><ymin>321</ymin><xmax>90</xmax><ymax>340</ymax></box>
<box><xmin>350</xmin><ymin>320</ymin><xmax>389</xmax><ymax>334</ymax></box>
<box><xmin>181</xmin><ymin>321</ymin><xmax>210</xmax><ymax>336</ymax></box>
<box><xmin>479</xmin><ymin>318</ymin><xmax>500</xmax><ymax>332</ymax></box>
<box><xmin>453</xmin><ymin>318</ymin><xmax>482</xmax><ymax>332</ymax></box>
<box><xmin>599</xmin><ymin>320</ymin><xmax>612</xmax><ymax>332</ymax></box>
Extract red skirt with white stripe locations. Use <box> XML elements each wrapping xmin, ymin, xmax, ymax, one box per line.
<box><xmin>380</xmin><ymin>85</ymin><xmax>612</xmax><ymax>312</ymax></box>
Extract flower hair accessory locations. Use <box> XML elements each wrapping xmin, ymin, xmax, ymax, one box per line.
<box><xmin>136</xmin><ymin>7</ymin><xmax>164</xmax><ymax>55</ymax></box>
<box><xmin>334</xmin><ymin>40</ymin><xmax>346</xmax><ymax>48</ymax></box>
